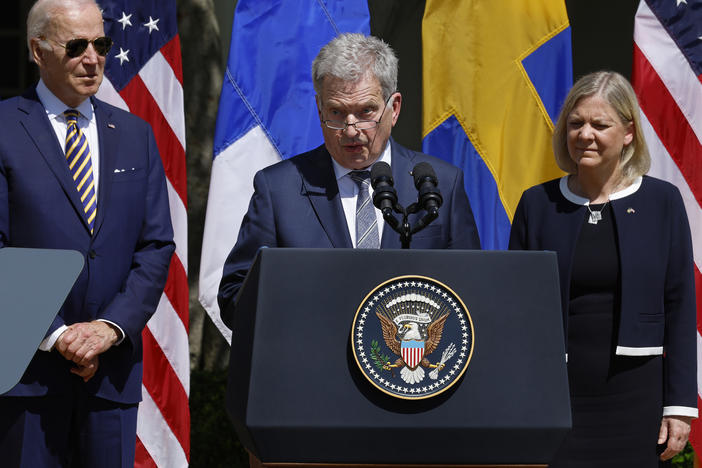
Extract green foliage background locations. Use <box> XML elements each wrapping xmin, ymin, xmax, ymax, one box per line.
<box><xmin>673</xmin><ymin>444</ymin><xmax>695</xmax><ymax>468</ymax></box>
<box><xmin>190</xmin><ymin>370</ymin><xmax>247</xmax><ymax>468</ymax></box>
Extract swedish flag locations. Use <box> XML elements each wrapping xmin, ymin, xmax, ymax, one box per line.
<box><xmin>422</xmin><ymin>0</ymin><xmax>573</xmax><ymax>249</ymax></box>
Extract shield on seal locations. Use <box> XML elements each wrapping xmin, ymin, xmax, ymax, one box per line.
<box><xmin>401</xmin><ymin>340</ymin><xmax>425</xmax><ymax>369</ymax></box>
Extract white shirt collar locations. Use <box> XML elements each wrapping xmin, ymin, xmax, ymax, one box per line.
<box><xmin>331</xmin><ymin>140</ymin><xmax>393</xmax><ymax>181</ymax></box>
<box><xmin>36</xmin><ymin>79</ymin><xmax>94</xmax><ymax>122</ymax></box>
<box><xmin>559</xmin><ymin>175</ymin><xmax>643</xmax><ymax>205</ymax></box>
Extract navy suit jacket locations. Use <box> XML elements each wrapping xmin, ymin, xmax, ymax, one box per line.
<box><xmin>509</xmin><ymin>176</ymin><xmax>697</xmax><ymax>411</ymax></box>
<box><xmin>218</xmin><ymin>139</ymin><xmax>481</xmax><ymax>329</ymax></box>
<box><xmin>0</xmin><ymin>88</ymin><xmax>174</xmax><ymax>404</ymax></box>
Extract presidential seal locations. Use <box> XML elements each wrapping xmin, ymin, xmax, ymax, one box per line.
<box><xmin>351</xmin><ymin>275</ymin><xmax>474</xmax><ymax>399</ymax></box>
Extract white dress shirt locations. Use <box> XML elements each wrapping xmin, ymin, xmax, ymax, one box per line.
<box><xmin>36</xmin><ymin>79</ymin><xmax>101</xmax><ymax>195</ymax></box>
<box><xmin>34</xmin><ymin>81</ymin><xmax>124</xmax><ymax>350</ymax></box>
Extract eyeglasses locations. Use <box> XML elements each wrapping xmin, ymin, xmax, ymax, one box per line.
<box><xmin>321</xmin><ymin>93</ymin><xmax>396</xmax><ymax>132</ymax></box>
<box><xmin>41</xmin><ymin>36</ymin><xmax>113</xmax><ymax>58</ymax></box>
<box><xmin>322</xmin><ymin>119</ymin><xmax>380</xmax><ymax>131</ymax></box>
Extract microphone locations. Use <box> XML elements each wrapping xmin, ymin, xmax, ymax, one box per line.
<box><xmin>370</xmin><ymin>162</ymin><xmax>397</xmax><ymax>216</ymax></box>
<box><xmin>412</xmin><ymin>162</ymin><xmax>443</xmax><ymax>216</ymax></box>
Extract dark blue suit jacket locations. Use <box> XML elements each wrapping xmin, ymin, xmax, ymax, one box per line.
<box><xmin>509</xmin><ymin>176</ymin><xmax>697</xmax><ymax>411</ymax></box>
<box><xmin>0</xmin><ymin>88</ymin><xmax>174</xmax><ymax>404</ymax></box>
<box><xmin>218</xmin><ymin>139</ymin><xmax>481</xmax><ymax>329</ymax></box>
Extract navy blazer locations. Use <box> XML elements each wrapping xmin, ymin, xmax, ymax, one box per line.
<box><xmin>0</xmin><ymin>88</ymin><xmax>175</xmax><ymax>404</ymax></box>
<box><xmin>509</xmin><ymin>176</ymin><xmax>697</xmax><ymax>412</ymax></box>
<box><xmin>218</xmin><ymin>139</ymin><xmax>481</xmax><ymax>328</ymax></box>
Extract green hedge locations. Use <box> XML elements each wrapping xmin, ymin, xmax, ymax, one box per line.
<box><xmin>190</xmin><ymin>369</ymin><xmax>247</xmax><ymax>467</ymax></box>
<box><xmin>673</xmin><ymin>443</ymin><xmax>695</xmax><ymax>468</ymax></box>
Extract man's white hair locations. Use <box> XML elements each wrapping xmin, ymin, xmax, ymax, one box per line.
<box><xmin>311</xmin><ymin>33</ymin><xmax>398</xmax><ymax>102</ymax></box>
<box><xmin>26</xmin><ymin>0</ymin><xmax>101</xmax><ymax>61</ymax></box>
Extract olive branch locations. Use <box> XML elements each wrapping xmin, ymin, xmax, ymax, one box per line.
<box><xmin>370</xmin><ymin>340</ymin><xmax>390</xmax><ymax>372</ymax></box>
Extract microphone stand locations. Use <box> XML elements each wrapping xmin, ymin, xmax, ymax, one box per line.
<box><xmin>383</xmin><ymin>202</ymin><xmax>438</xmax><ymax>249</ymax></box>
<box><xmin>372</xmin><ymin>161</ymin><xmax>441</xmax><ymax>249</ymax></box>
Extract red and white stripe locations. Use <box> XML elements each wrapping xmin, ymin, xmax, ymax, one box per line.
<box><xmin>402</xmin><ymin>346</ymin><xmax>425</xmax><ymax>370</ymax></box>
<box><xmin>633</xmin><ymin>0</ymin><xmax>702</xmax><ymax>453</ymax></box>
<box><xmin>97</xmin><ymin>35</ymin><xmax>190</xmax><ymax>467</ymax></box>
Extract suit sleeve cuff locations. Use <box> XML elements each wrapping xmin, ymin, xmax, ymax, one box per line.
<box><xmin>39</xmin><ymin>325</ymin><xmax>68</xmax><ymax>351</ymax></box>
<box><xmin>97</xmin><ymin>319</ymin><xmax>125</xmax><ymax>346</ymax></box>
<box><xmin>663</xmin><ymin>406</ymin><xmax>699</xmax><ymax>418</ymax></box>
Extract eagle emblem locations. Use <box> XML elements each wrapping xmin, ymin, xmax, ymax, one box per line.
<box><xmin>377</xmin><ymin>307</ymin><xmax>448</xmax><ymax>384</ymax></box>
<box><xmin>351</xmin><ymin>276</ymin><xmax>474</xmax><ymax>399</ymax></box>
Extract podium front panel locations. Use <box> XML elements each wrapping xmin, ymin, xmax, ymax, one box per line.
<box><xmin>227</xmin><ymin>249</ymin><xmax>569</xmax><ymax>465</ymax></box>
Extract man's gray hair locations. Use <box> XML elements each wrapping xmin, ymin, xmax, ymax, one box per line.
<box><xmin>312</xmin><ymin>33</ymin><xmax>398</xmax><ymax>101</ymax></box>
<box><xmin>26</xmin><ymin>0</ymin><xmax>100</xmax><ymax>61</ymax></box>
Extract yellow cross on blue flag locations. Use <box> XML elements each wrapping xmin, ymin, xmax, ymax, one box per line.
<box><xmin>422</xmin><ymin>0</ymin><xmax>573</xmax><ymax>249</ymax></box>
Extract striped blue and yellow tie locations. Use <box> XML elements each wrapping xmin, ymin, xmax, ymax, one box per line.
<box><xmin>64</xmin><ymin>110</ymin><xmax>97</xmax><ymax>233</ymax></box>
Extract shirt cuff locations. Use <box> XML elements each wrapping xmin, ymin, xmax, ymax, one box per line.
<box><xmin>39</xmin><ymin>325</ymin><xmax>68</xmax><ymax>351</ymax></box>
<box><xmin>98</xmin><ymin>319</ymin><xmax>125</xmax><ymax>346</ymax></box>
<box><xmin>663</xmin><ymin>406</ymin><xmax>699</xmax><ymax>418</ymax></box>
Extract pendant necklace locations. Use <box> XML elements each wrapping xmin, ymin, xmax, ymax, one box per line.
<box><xmin>586</xmin><ymin>200</ymin><xmax>608</xmax><ymax>225</ymax></box>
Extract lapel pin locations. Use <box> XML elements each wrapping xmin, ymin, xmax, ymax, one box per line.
<box><xmin>108</xmin><ymin>123</ymin><xmax>116</xmax><ymax>129</ymax></box>
<box><xmin>627</xmin><ymin>207</ymin><xmax>635</xmax><ymax>214</ymax></box>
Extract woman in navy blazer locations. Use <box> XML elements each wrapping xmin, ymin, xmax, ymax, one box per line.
<box><xmin>510</xmin><ymin>71</ymin><xmax>696</xmax><ymax>466</ymax></box>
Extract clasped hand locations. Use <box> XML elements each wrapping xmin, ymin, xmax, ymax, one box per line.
<box><xmin>55</xmin><ymin>321</ymin><xmax>119</xmax><ymax>382</ymax></box>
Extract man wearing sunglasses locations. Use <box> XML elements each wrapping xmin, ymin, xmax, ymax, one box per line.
<box><xmin>0</xmin><ymin>0</ymin><xmax>174</xmax><ymax>466</ymax></box>
<box><xmin>218</xmin><ymin>34</ymin><xmax>481</xmax><ymax>330</ymax></box>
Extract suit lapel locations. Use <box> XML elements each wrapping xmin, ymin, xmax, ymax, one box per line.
<box><xmin>91</xmin><ymin>98</ymin><xmax>116</xmax><ymax>237</ymax></box>
<box><xmin>298</xmin><ymin>146</ymin><xmax>353</xmax><ymax>248</ymax></box>
<box><xmin>17</xmin><ymin>90</ymin><xmax>92</xmax><ymax>233</ymax></box>
<box><xmin>381</xmin><ymin>139</ymin><xmax>416</xmax><ymax>248</ymax></box>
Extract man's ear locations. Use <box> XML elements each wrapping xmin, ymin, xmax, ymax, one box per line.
<box><xmin>30</xmin><ymin>38</ymin><xmax>45</xmax><ymax>66</ymax></box>
<box><xmin>390</xmin><ymin>92</ymin><xmax>402</xmax><ymax>127</ymax></box>
<box><xmin>315</xmin><ymin>95</ymin><xmax>323</xmax><ymax>119</ymax></box>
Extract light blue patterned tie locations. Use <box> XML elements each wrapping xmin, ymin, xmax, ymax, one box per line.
<box><xmin>350</xmin><ymin>170</ymin><xmax>379</xmax><ymax>249</ymax></box>
<box><xmin>65</xmin><ymin>110</ymin><xmax>97</xmax><ymax>233</ymax></box>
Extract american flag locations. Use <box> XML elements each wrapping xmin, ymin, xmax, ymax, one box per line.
<box><xmin>632</xmin><ymin>0</ymin><xmax>702</xmax><ymax>456</ymax></box>
<box><xmin>95</xmin><ymin>1</ymin><xmax>189</xmax><ymax>466</ymax></box>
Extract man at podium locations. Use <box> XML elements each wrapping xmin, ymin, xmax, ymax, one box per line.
<box><xmin>218</xmin><ymin>33</ymin><xmax>481</xmax><ymax>329</ymax></box>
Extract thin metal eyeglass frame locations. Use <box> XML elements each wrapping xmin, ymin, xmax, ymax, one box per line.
<box><xmin>322</xmin><ymin>93</ymin><xmax>396</xmax><ymax>131</ymax></box>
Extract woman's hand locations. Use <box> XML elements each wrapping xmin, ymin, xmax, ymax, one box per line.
<box><xmin>658</xmin><ymin>415</ymin><xmax>692</xmax><ymax>461</ymax></box>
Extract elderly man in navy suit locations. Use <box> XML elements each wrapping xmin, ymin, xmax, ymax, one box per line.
<box><xmin>0</xmin><ymin>0</ymin><xmax>174</xmax><ymax>466</ymax></box>
<box><xmin>218</xmin><ymin>33</ymin><xmax>481</xmax><ymax>328</ymax></box>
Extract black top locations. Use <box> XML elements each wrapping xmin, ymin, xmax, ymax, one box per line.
<box><xmin>569</xmin><ymin>203</ymin><xmax>619</xmax><ymax>301</ymax></box>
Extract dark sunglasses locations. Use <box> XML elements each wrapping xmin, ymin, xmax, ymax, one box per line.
<box><xmin>42</xmin><ymin>36</ymin><xmax>113</xmax><ymax>58</ymax></box>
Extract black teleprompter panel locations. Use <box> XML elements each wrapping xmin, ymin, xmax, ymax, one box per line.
<box><xmin>226</xmin><ymin>249</ymin><xmax>570</xmax><ymax>465</ymax></box>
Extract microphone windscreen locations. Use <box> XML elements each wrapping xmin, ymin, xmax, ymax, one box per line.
<box><xmin>370</xmin><ymin>162</ymin><xmax>393</xmax><ymax>188</ymax></box>
<box><xmin>412</xmin><ymin>162</ymin><xmax>437</xmax><ymax>187</ymax></box>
